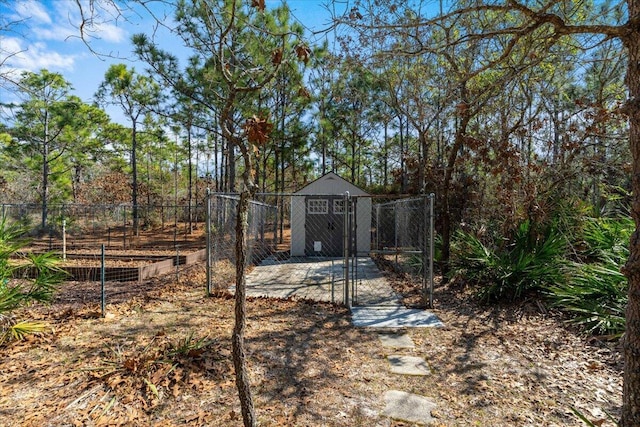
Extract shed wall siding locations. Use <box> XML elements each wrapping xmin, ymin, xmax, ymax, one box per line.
<box><xmin>355</xmin><ymin>197</ymin><xmax>372</xmax><ymax>255</ymax></box>
<box><xmin>291</xmin><ymin>196</ymin><xmax>306</xmax><ymax>256</ymax></box>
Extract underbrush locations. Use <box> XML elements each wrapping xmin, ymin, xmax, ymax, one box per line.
<box><xmin>450</xmin><ymin>220</ymin><xmax>566</xmax><ymax>302</ymax></box>
<box><xmin>450</xmin><ymin>215</ymin><xmax>632</xmax><ymax>337</ymax></box>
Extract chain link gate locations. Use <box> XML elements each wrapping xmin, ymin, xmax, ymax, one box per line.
<box><xmin>343</xmin><ymin>193</ymin><xmax>435</xmax><ymax>308</ymax></box>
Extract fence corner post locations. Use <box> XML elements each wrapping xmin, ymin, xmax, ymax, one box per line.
<box><xmin>62</xmin><ymin>219</ymin><xmax>67</xmax><ymax>261</ymax></box>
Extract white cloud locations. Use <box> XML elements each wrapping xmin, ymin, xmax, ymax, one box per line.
<box><xmin>5</xmin><ymin>1</ymin><xmax>128</xmax><ymax>45</ymax></box>
<box><xmin>1</xmin><ymin>37</ymin><xmax>76</xmax><ymax>74</ymax></box>
<box><xmin>31</xmin><ymin>24</ymin><xmax>79</xmax><ymax>42</ymax></box>
<box><xmin>51</xmin><ymin>0</ymin><xmax>128</xmax><ymax>44</ymax></box>
<box><xmin>92</xmin><ymin>22</ymin><xmax>127</xmax><ymax>43</ymax></box>
<box><xmin>13</xmin><ymin>0</ymin><xmax>52</xmax><ymax>24</ymax></box>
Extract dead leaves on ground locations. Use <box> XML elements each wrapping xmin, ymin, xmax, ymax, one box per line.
<box><xmin>0</xmin><ymin>261</ymin><xmax>623</xmax><ymax>427</ymax></box>
<box><xmin>88</xmin><ymin>332</ymin><xmax>231</xmax><ymax>412</ymax></box>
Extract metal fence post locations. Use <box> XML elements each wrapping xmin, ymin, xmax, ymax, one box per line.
<box><xmin>176</xmin><ymin>245</ymin><xmax>180</xmax><ymax>283</ymax></box>
<box><xmin>429</xmin><ymin>193</ymin><xmax>435</xmax><ymax>308</ymax></box>
<box><xmin>375</xmin><ymin>203</ymin><xmax>380</xmax><ymax>251</ymax></box>
<box><xmin>351</xmin><ymin>196</ymin><xmax>358</xmax><ymax>306</ymax></box>
<box><xmin>422</xmin><ymin>195</ymin><xmax>428</xmax><ymax>307</ymax></box>
<box><xmin>122</xmin><ymin>207</ymin><xmax>127</xmax><ymax>249</ymax></box>
<box><xmin>206</xmin><ymin>188</ymin><xmax>212</xmax><ymax>296</ymax></box>
<box><xmin>62</xmin><ymin>219</ymin><xmax>67</xmax><ymax>261</ymax></box>
<box><xmin>343</xmin><ymin>191</ymin><xmax>350</xmax><ymax>308</ymax></box>
<box><xmin>101</xmin><ymin>244</ymin><xmax>105</xmax><ymax>317</ymax></box>
<box><xmin>394</xmin><ymin>200</ymin><xmax>399</xmax><ymax>267</ymax></box>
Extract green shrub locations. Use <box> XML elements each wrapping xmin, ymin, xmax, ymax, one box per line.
<box><xmin>451</xmin><ymin>220</ymin><xmax>567</xmax><ymax>302</ymax></box>
<box><xmin>546</xmin><ymin>216</ymin><xmax>632</xmax><ymax>337</ymax></box>
<box><xmin>451</xmin><ymin>210</ymin><xmax>632</xmax><ymax>337</ymax></box>
<box><xmin>578</xmin><ymin>216</ymin><xmax>632</xmax><ymax>264</ymax></box>
<box><xmin>0</xmin><ymin>218</ymin><xmax>65</xmax><ymax>345</ymax></box>
<box><xmin>548</xmin><ymin>261</ymin><xmax>626</xmax><ymax>337</ymax></box>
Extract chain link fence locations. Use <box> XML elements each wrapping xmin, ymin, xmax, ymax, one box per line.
<box><xmin>205</xmin><ymin>193</ymin><xmax>279</xmax><ymax>291</ymax></box>
<box><xmin>204</xmin><ymin>192</ymin><xmax>435</xmax><ymax>308</ymax></box>
<box><xmin>2</xmin><ymin>202</ymin><xmax>208</xmax><ymax>308</ymax></box>
<box><xmin>0</xmin><ymin>203</ymin><xmax>206</xmax><ymax>252</ymax></box>
<box><xmin>368</xmin><ymin>195</ymin><xmax>435</xmax><ymax>307</ymax></box>
<box><xmin>3</xmin><ymin>192</ymin><xmax>435</xmax><ymax>308</ymax></box>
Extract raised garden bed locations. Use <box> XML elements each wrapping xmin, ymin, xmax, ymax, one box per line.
<box><xmin>13</xmin><ymin>249</ymin><xmax>206</xmax><ymax>283</ymax></box>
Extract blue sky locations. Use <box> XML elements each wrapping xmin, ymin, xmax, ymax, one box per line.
<box><xmin>0</xmin><ymin>0</ymin><xmax>341</xmax><ymax>125</ymax></box>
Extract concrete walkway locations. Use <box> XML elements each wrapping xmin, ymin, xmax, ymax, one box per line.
<box><xmin>244</xmin><ymin>256</ymin><xmax>346</xmax><ymax>303</ymax></box>
<box><xmin>351</xmin><ymin>306</ymin><xmax>444</xmax><ymax>328</ymax></box>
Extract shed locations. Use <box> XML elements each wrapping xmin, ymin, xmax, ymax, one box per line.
<box><xmin>290</xmin><ymin>172</ymin><xmax>372</xmax><ymax>257</ymax></box>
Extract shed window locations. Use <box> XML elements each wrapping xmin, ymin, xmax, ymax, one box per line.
<box><xmin>307</xmin><ymin>199</ymin><xmax>328</xmax><ymax>214</ymax></box>
<box><xmin>333</xmin><ymin>199</ymin><xmax>345</xmax><ymax>214</ymax></box>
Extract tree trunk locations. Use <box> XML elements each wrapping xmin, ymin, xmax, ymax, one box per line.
<box><xmin>621</xmin><ymin>2</ymin><xmax>640</xmax><ymax>424</ymax></box>
<box><xmin>383</xmin><ymin>121</ymin><xmax>388</xmax><ymax>188</ymax></box>
<box><xmin>321</xmin><ymin>102</ymin><xmax>327</xmax><ymax>175</ymax></box>
<box><xmin>351</xmin><ymin>131</ymin><xmax>356</xmax><ymax>183</ymax></box>
<box><xmin>41</xmin><ymin>112</ymin><xmax>49</xmax><ymax>231</ymax></box>
<box><xmin>132</xmin><ymin>121</ymin><xmax>139</xmax><ymax>236</ymax></box>
<box><xmin>274</xmin><ymin>146</ymin><xmax>279</xmax><ymax>244</ymax></box>
<box><xmin>187</xmin><ymin>123</ymin><xmax>193</xmax><ymax>234</ymax></box>
<box><xmin>232</xmin><ymin>189</ymin><xmax>256</xmax><ymax>427</ymax></box>
<box><xmin>399</xmin><ymin>115</ymin><xmax>406</xmax><ymax>193</ymax></box>
<box><xmin>441</xmin><ymin>85</ymin><xmax>470</xmax><ymax>279</ymax></box>
<box><xmin>229</xmin><ymin>144</ymin><xmax>236</xmax><ymax>193</ymax></box>
<box><xmin>418</xmin><ymin>129</ymin><xmax>427</xmax><ymax>193</ymax></box>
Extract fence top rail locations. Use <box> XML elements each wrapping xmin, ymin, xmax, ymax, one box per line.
<box><xmin>251</xmin><ymin>193</ymin><xmax>435</xmax><ymax>199</ymax></box>
<box><xmin>214</xmin><ymin>192</ymin><xmax>353</xmax><ymax>199</ymax></box>
<box><xmin>211</xmin><ymin>193</ymin><xmax>277</xmax><ymax>208</ymax></box>
<box><xmin>0</xmin><ymin>203</ymin><xmax>201</xmax><ymax>209</ymax></box>
<box><xmin>372</xmin><ymin>196</ymin><xmax>432</xmax><ymax>207</ymax></box>
<box><xmin>254</xmin><ymin>192</ymin><xmax>348</xmax><ymax>197</ymax></box>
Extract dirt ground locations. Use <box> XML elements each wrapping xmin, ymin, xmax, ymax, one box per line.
<box><xmin>0</xmin><ymin>262</ymin><xmax>622</xmax><ymax>426</ymax></box>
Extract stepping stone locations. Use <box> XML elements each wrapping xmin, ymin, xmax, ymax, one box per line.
<box><xmin>383</xmin><ymin>390</ymin><xmax>437</xmax><ymax>424</ymax></box>
<box><xmin>387</xmin><ymin>355</ymin><xmax>431</xmax><ymax>376</ymax></box>
<box><xmin>351</xmin><ymin>307</ymin><xmax>444</xmax><ymax>328</ymax></box>
<box><xmin>378</xmin><ymin>333</ymin><xmax>415</xmax><ymax>349</ymax></box>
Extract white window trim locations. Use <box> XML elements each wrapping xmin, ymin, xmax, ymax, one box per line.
<box><xmin>307</xmin><ymin>199</ymin><xmax>328</xmax><ymax>214</ymax></box>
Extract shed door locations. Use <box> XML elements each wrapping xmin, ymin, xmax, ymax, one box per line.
<box><xmin>305</xmin><ymin>196</ymin><xmax>344</xmax><ymax>256</ymax></box>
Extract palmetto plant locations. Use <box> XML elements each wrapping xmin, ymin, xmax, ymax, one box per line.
<box><xmin>579</xmin><ymin>216</ymin><xmax>633</xmax><ymax>264</ymax></box>
<box><xmin>94</xmin><ymin>332</ymin><xmax>218</xmax><ymax>407</ymax></box>
<box><xmin>451</xmin><ymin>220</ymin><xmax>567</xmax><ymax>302</ymax></box>
<box><xmin>549</xmin><ymin>261</ymin><xmax>627</xmax><ymax>337</ymax></box>
<box><xmin>0</xmin><ymin>218</ymin><xmax>65</xmax><ymax>345</ymax></box>
<box><xmin>547</xmin><ymin>217</ymin><xmax>632</xmax><ymax>337</ymax></box>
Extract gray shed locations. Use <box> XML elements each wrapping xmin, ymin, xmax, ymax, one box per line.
<box><xmin>290</xmin><ymin>172</ymin><xmax>371</xmax><ymax>257</ymax></box>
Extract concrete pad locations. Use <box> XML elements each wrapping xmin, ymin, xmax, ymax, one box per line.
<box><xmin>242</xmin><ymin>256</ymin><xmax>401</xmax><ymax>305</ymax></box>
<box><xmin>242</xmin><ymin>257</ymin><xmax>345</xmax><ymax>303</ymax></box>
<box><xmin>378</xmin><ymin>333</ymin><xmax>415</xmax><ymax>349</ymax></box>
<box><xmin>387</xmin><ymin>355</ymin><xmax>431</xmax><ymax>376</ymax></box>
<box><xmin>382</xmin><ymin>390</ymin><xmax>437</xmax><ymax>424</ymax></box>
<box><xmin>351</xmin><ymin>306</ymin><xmax>444</xmax><ymax>328</ymax></box>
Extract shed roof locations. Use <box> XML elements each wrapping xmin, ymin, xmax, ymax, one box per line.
<box><xmin>293</xmin><ymin>172</ymin><xmax>369</xmax><ymax>196</ymax></box>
